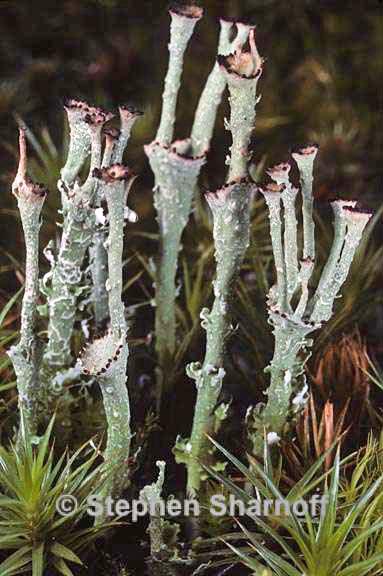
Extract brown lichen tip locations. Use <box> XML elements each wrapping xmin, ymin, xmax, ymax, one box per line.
<box><xmin>78</xmin><ymin>330</ymin><xmax>125</xmax><ymax>377</ymax></box>
<box><xmin>12</xmin><ymin>127</ymin><xmax>48</xmax><ymax>202</ymax></box>
<box><xmin>26</xmin><ymin>180</ymin><xmax>48</xmax><ymax>199</ymax></box>
<box><xmin>145</xmin><ymin>138</ymin><xmax>206</xmax><ymax>166</ymax></box>
<box><xmin>119</xmin><ymin>104</ymin><xmax>144</xmax><ymax>120</ymax></box>
<box><xmin>103</xmin><ymin>126</ymin><xmax>121</xmax><ymax>143</ymax></box>
<box><xmin>218</xmin><ymin>28</ymin><xmax>263</xmax><ymax>79</ymax></box>
<box><xmin>85</xmin><ymin>108</ymin><xmax>114</xmax><ymax>127</ymax></box>
<box><xmin>64</xmin><ymin>98</ymin><xmax>91</xmax><ymax>111</ymax></box>
<box><xmin>64</xmin><ymin>99</ymin><xmax>113</xmax><ymax>126</ymax></box>
<box><xmin>258</xmin><ymin>182</ymin><xmax>285</xmax><ymax>203</ymax></box>
<box><xmin>267</xmin><ymin>162</ymin><xmax>291</xmax><ymax>182</ymax></box>
<box><xmin>93</xmin><ymin>163</ymin><xmax>133</xmax><ymax>184</ymax></box>
<box><xmin>13</xmin><ymin>177</ymin><xmax>48</xmax><ymax>203</ymax></box>
<box><xmin>63</xmin><ymin>99</ymin><xmax>93</xmax><ymax>121</ymax></box>
<box><xmin>342</xmin><ymin>204</ymin><xmax>373</xmax><ymax>225</ymax></box>
<box><xmin>205</xmin><ymin>188</ymin><xmax>231</xmax><ymax>208</ymax></box>
<box><xmin>291</xmin><ymin>143</ymin><xmax>319</xmax><ymax>158</ymax></box>
<box><xmin>219</xmin><ymin>15</ymin><xmax>255</xmax><ymax>26</ymax></box>
<box><xmin>205</xmin><ymin>178</ymin><xmax>251</xmax><ymax>208</ymax></box>
<box><xmin>301</xmin><ymin>256</ymin><xmax>314</xmax><ymax>266</ymax></box>
<box><xmin>171</xmin><ymin>138</ymin><xmax>206</xmax><ymax>161</ymax></box>
<box><xmin>331</xmin><ymin>199</ymin><xmax>357</xmax><ymax>212</ymax></box>
<box><xmin>169</xmin><ymin>3</ymin><xmax>203</xmax><ymax>19</ymax></box>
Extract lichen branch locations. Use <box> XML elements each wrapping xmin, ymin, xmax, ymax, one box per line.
<box><xmin>156</xmin><ymin>4</ymin><xmax>203</xmax><ymax>147</ymax></box>
<box><xmin>147</xmin><ymin>12</ymin><xmax>252</xmax><ymax>408</ymax></box>
<box><xmin>8</xmin><ymin>128</ymin><xmax>48</xmax><ymax>434</ymax></box>
<box><xmin>41</xmin><ymin>104</ymin><xmax>113</xmax><ymax>406</ymax></box>
<box><xmin>251</xmin><ymin>150</ymin><xmax>372</xmax><ymax>455</ymax></box>
<box><xmin>79</xmin><ymin>164</ymin><xmax>136</xmax><ymax>510</ymax></box>
<box><xmin>182</xmin><ymin>33</ymin><xmax>262</xmax><ymax>495</ymax></box>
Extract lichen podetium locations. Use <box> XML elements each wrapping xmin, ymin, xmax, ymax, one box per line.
<box><xmin>146</xmin><ymin>5</ymin><xmax>255</xmax><ymax>411</ymax></box>
<box><xmin>79</xmin><ymin>164</ymin><xmax>136</xmax><ymax>511</ymax></box>
<box><xmin>41</xmin><ymin>103</ymin><xmax>113</xmax><ymax>408</ymax></box>
<box><xmin>175</xmin><ymin>29</ymin><xmax>263</xmax><ymax>496</ymax></box>
<box><xmin>248</xmin><ymin>149</ymin><xmax>372</xmax><ymax>455</ymax></box>
<box><xmin>8</xmin><ymin>129</ymin><xmax>48</xmax><ymax>436</ymax></box>
<box><xmin>39</xmin><ymin>101</ymin><xmax>140</xmax><ymax>425</ymax></box>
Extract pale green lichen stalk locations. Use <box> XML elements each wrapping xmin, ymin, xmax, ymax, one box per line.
<box><xmin>79</xmin><ymin>164</ymin><xmax>135</xmax><ymax>506</ymax></box>
<box><xmin>250</xmin><ymin>150</ymin><xmax>372</xmax><ymax>454</ymax></box>
<box><xmin>177</xmin><ymin>30</ymin><xmax>263</xmax><ymax>495</ymax></box>
<box><xmin>99</xmin><ymin>165</ymin><xmax>135</xmax><ymax>335</ymax></box>
<box><xmin>146</xmin><ymin>4</ymin><xmax>203</xmax><ymax>386</ymax></box>
<box><xmin>8</xmin><ymin>129</ymin><xmax>48</xmax><ymax>434</ymax></box>
<box><xmin>224</xmin><ymin>30</ymin><xmax>263</xmax><ymax>182</ymax></box>
<box><xmin>60</xmin><ymin>100</ymin><xmax>92</xmax><ymax>194</ymax></box>
<box><xmin>8</xmin><ymin>99</ymin><xmax>140</xmax><ymax>435</ymax></box>
<box><xmin>89</xmin><ymin>107</ymin><xmax>141</xmax><ymax>328</ymax></box>
<box><xmin>89</xmin><ymin>126</ymin><xmax>118</xmax><ymax>328</ymax></box>
<box><xmin>141</xmin><ymin>461</ymin><xmax>183</xmax><ymax>574</ymax></box>
<box><xmin>147</xmin><ymin>9</ymin><xmax>253</xmax><ymax>403</ymax></box>
<box><xmin>190</xmin><ymin>18</ymin><xmax>252</xmax><ymax>156</ymax></box>
<box><xmin>40</xmin><ymin>101</ymin><xmax>140</xmax><ymax>410</ymax></box>
<box><xmin>146</xmin><ymin>139</ymin><xmax>205</xmax><ymax>384</ymax></box>
<box><xmin>295</xmin><ymin>145</ymin><xmax>316</xmax><ymax>261</ymax></box>
<box><xmin>41</xmin><ymin>103</ymin><xmax>113</xmax><ymax>403</ymax></box>
<box><xmin>140</xmin><ymin>460</ymin><xmax>167</xmax><ymax>557</ymax></box>
<box><xmin>113</xmin><ymin>105</ymin><xmax>143</xmax><ymax>163</ymax></box>
<box><xmin>79</xmin><ymin>330</ymin><xmax>130</xmax><ymax>503</ymax></box>
<box><xmin>156</xmin><ymin>4</ymin><xmax>203</xmax><ymax>147</ymax></box>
